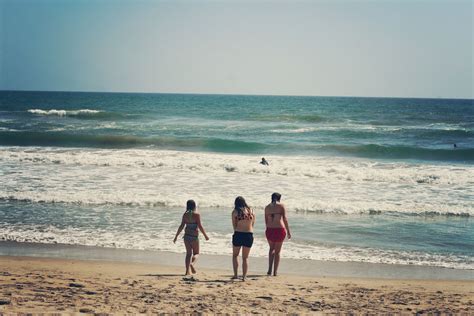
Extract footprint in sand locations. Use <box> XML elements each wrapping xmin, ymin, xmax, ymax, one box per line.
<box><xmin>79</xmin><ymin>308</ymin><xmax>95</xmax><ymax>313</ymax></box>
<box><xmin>256</xmin><ymin>296</ymin><xmax>273</xmax><ymax>301</ymax></box>
<box><xmin>69</xmin><ymin>283</ymin><xmax>85</xmax><ymax>288</ymax></box>
<box><xmin>0</xmin><ymin>299</ymin><xmax>11</xmax><ymax>306</ymax></box>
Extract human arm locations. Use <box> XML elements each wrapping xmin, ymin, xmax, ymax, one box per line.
<box><xmin>281</xmin><ymin>205</ymin><xmax>291</xmax><ymax>239</ymax></box>
<box><xmin>173</xmin><ymin>215</ymin><xmax>185</xmax><ymax>243</ymax></box>
<box><xmin>251</xmin><ymin>209</ymin><xmax>256</xmax><ymax>228</ymax></box>
<box><xmin>231</xmin><ymin>210</ymin><xmax>237</xmax><ymax>230</ymax></box>
<box><xmin>196</xmin><ymin>214</ymin><xmax>209</xmax><ymax>241</ymax></box>
<box><xmin>264</xmin><ymin>206</ymin><xmax>269</xmax><ymax>226</ymax></box>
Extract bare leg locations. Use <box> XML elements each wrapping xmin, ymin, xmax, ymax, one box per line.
<box><xmin>190</xmin><ymin>240</ymin><xmax>199</xmax><ymax>274</ymax></box>
<box><xmin>232</xmin><ymin>246</ymin><xmax>241</xmax><ymax>279</ymax></box>
<box><xmin>242</xmin><ymin>246</ymin><xmax>251</xmax><ymax>281</ymax></box>
<box><xmin>267</xmin><ymin>240</ymin><xmax>275</xmax><ymax>275</ymax></box>
<box><xmin>273</xmin><ymin>242</ymin><xmax>283</xmax><ymax>276</ymax></box>
<box><xmin>184</xmin><ymin>240</ymin><xmax>193</xmax><ymax>275</ymax></box>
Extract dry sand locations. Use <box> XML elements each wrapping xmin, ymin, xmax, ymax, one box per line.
<box><xmin>0</xmin><ymin>256</ymin><xmax>473</xmax><ymax>314</ymax></box>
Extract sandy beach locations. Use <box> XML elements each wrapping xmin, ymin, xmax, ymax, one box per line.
<box><xmin>0</xmin><ymin>255</ymin><xmax>473</xmax><ymax>314</ymax></box>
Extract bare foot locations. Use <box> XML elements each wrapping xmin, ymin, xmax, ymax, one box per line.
<box><xmin>242</xmin><ymin>276</ymin><xmax>246</xmax><ymax>282</ymax></box>
<box><xmin>231</xmin><ymin>275</ymin><xmax>239</xmax><ymax>280</ymax></box>
<box><xmin>190</xmin><ymin>264</ymin><xmax>196</xmax><ymax>274</ymax></box>
<box><xmin>267</xmin><ymin>271</ymin><xmax>272</xmax><ymax>276</ymax></box>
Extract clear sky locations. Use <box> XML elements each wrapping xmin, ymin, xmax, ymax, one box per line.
<box><xmin>1</xmin><ymin>0</ymin><xmax>472</xmax><ymax>98</ymax></box>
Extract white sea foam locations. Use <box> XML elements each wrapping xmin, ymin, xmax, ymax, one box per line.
<box><xmin>1</xmin><ymin>146</ymin><xmax>473</xmax><ymax>216</ymax></box>
<box><xmin>269</xmin><ymin>122</ymin><xmax>472</xmax><ymax>134</ymax></box>
<box><xmin>270</xmin><ymin>127</ymin><xmax>317</xmax><ymax>133</ymax></box>
<box><xmin>1</xmin><ymin>146</ymin><xmax>473</xmax><ymax>269</ymax></box>
<box><xmin>28</xmin><ymin>109</ymin><xmax>102</xmax><ymax>117</ymax></box>
<box><xmin>0</xmin><ymin>224</ymin><xmax>472</xmax><ymax>270</ymax></box>
<box><xmin>46</xmin><ymin>122</ymin><xmax>119</xmax><ymax>132</ymax></box>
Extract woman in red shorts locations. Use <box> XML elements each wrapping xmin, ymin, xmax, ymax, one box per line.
<box><xmin>264</xmin><ymin>192</ymin><xmax>291</xmax><ymax>276</ymax></box>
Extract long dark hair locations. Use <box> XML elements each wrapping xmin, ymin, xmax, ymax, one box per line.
<box><xmin>186</xmin><ymin>199</ymin><xmax>196</xmax><ymax>212</ymax></box>
<box><xmin>234</xmin><ymin>196</ymin><xmax>249</xmax><ymax>216</ymax></box>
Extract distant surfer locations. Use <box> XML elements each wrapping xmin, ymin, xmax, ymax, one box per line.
<box><xmin>454</xmin><ymin>143</ymin><xmax>457</xmax><ymax>148</ymax></box>
<box><xmin>260</xmin><ymin>157</ymin><xmax>269</xmax><ymax>166</ymax></box>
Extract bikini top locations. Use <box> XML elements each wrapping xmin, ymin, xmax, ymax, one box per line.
<box><xmin>267</xmin><ymin>203</ymin><xmax>282</xmax><ymax>220</ymax></box>
<box><xmin>235</xmin><ymin>208</ymin><xmax>254</xmax><ymax>221</ymax></box>
<box><xmin>185</xmin><ymin>211</ymin><xmax>198</xmax><ymax>230</ymax></box>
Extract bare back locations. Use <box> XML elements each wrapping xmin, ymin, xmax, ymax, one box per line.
<box><xmin>183</xmin><ymin>211</ymin><xmax>199</xmax><ymax>237</ymax></box>
<box><xmin>265</xmin><ymin>202</ymin><xmax>285</xmax><ymax>228</ymax></box>
<box><xmin>232</xmin><ymin>208</ymin><xmax>255</xmax><ymax>232</ymax></box>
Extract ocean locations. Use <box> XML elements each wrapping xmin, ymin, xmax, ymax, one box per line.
<box><xmin>0</xmin><ymin>91</ymin><xmax>473</xmax><ymax>270</ymax></box>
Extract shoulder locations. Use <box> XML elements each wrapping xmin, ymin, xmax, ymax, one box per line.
<box><xmin>278</xmin><ymin>203</ymin><xmax>287</xmax><ymax>213</ymax></box>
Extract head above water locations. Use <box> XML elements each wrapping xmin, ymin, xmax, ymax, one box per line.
<box><xmin>271</xmin><ymin>192</ymin><xmax>281</xmax><ymax>203</ymax></box>
<box><xmin>234</xmin><ymin>196</ymin><xmax>249</xmax><ymax>213</ymax></box>
<box><xmin>186</xmin><ymin>199</ymin><xmax>196</xmax><ymax>212</ymax></box>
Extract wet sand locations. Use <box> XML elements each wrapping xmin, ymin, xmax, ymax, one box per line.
<box><xmin>0</xmin><ymin>255</ymin><xmax>473</xmax><ymax>314</ymax></box>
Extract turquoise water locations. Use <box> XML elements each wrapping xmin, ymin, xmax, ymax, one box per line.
<box><xmin>0</xmin><ymin>91</ymin><xmax>473</xmax><ymax>269</ymax></box>
<box><xmin>1</xmin><ymin>91</ymin><xmax>473</xmax><ymax>160</ymax></box>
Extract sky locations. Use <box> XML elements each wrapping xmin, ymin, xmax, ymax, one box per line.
<box><xmin>0</xmin><ymin>0</ymin><xmax>472</xmax><ymax>98</ymax></box>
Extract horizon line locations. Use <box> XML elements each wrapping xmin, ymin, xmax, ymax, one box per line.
<box><xmin>1</xmin><ymin>89</ymin><xmax>472</xmax><ymax>101</ymax></box>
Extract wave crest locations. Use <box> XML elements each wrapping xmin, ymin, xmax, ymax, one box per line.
<box><xmin>29</xmin><ymin>109</ymin><xmax>101</xmax><ymax>117</ymax></box>
<box><xmin>27</xmin><ymin>109</ymin><xmax>126</xmax><ymax>120</ymax></box>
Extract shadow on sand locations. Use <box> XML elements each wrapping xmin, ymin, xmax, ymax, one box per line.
<box><xmin>140</xmin><ymin>273</ymin><xmax>184</xmax><ymax>277</ymax></box>
<box><xmin>140</xmin><ymin>273</ymin><xmax>268</xmax><ymax>283</ymax></box>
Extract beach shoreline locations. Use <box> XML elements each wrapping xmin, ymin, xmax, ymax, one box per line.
<box><xmin>0</xmin><ymin>254</ymin><xmax>473</xmax><ymax>314</ymax></box>
<box><xmin>0</xmin><ymin>241</ymin><xmax>472</xmax><ymax>281</ymax></box>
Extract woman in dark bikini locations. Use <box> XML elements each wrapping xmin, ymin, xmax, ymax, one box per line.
<box><xmin>173</xmin><ymin>200</ymin><xmax>209</xmax><ymax>276</ymax></box>
<box><xmin>265</xmin><ymin>192</ymin><xmax>291</xmax><ymax>276</ymax></box>
<box><xmin>231</xmin><ymin>196</ymin><xmax>255</xmax><ymax>281</ymax></box>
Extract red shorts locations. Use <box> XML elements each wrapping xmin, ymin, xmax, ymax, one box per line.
<box><xmin>265</xmin><ymin>228</ymin><xmax>286</xmax><ymax>243</ymax></box>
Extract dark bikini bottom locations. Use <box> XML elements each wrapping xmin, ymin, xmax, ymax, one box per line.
<box><xmin>232</xmin><ymin>231</ymin><xmax>254</xmax><ymax>248</ymax></box>
<box><xmin>183</xmin><ymin>234</ymin><xmax>198</xmax><ymax>242</ymax></box>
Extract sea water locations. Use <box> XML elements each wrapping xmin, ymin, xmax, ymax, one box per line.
<box><xmin>0</xmin><ymin>91</ymin><xmax>473</xmax><ymax>270</ymax></box>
